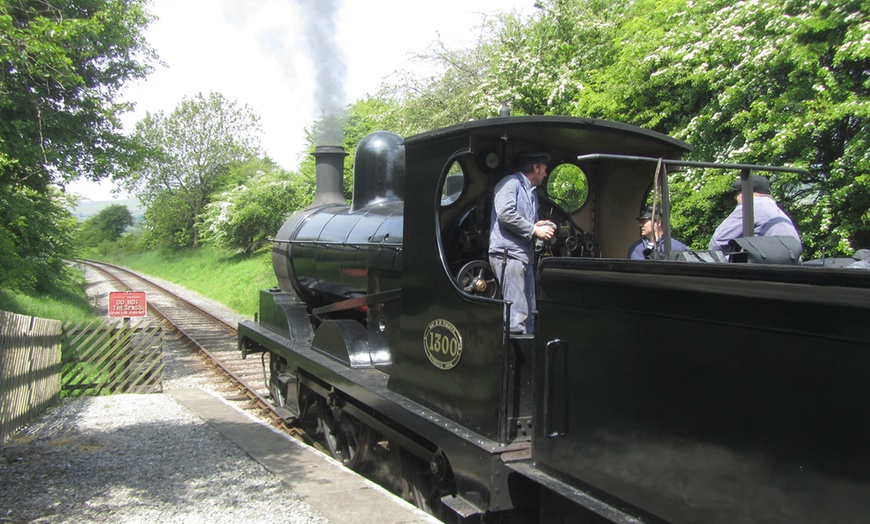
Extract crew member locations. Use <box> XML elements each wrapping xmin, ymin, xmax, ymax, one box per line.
<box><xmin>708</xmin><ymin>175</ymin><xmax>800</xmax><ymax>252</ymax></box>
<box><xmin>627</xmin><ymin>208</ymin><xmax>687</xmax><ymax>259</ymax></box>
<box><xmin>489</xmin><ymin>152</ymin><xmax>555</xmax><ymax>335</ymax></box>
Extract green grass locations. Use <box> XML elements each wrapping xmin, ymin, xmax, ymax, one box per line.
<box><xmin>1</xmin><ymin>246</ymin><xmax>275</xmax><ymax>322</ymax></box>
<box><xmin>0</xmin><ymin>267</ymin><xmax>101</xmax><ymax>323</ymax></box>
<box><xmin>102</xmin><ymin>245</ymin><xmax>276</xmax><ymax>317</ymax></box>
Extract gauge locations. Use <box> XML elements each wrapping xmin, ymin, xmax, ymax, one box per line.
<box><xmin>478</xmin><ymin>149</ymin><xmax>501</xmax><ymax>172</ymax></box>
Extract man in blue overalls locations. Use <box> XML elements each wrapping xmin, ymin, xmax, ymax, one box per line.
<box><xmin>489</xmin><ymin>152</ymin><xmax>556</xmax><ymax>335</ymax></box>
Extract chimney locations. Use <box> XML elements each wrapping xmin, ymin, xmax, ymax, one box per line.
<box><xmin>309</xmin><ymin>145</ymin><xmax>348</xmax><ymax>208</ymax></box>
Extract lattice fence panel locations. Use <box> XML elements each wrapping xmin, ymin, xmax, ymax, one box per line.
<box><xmin>61</xmin><ymin>319</ymin><xmax>166</xmax><ymax>397</ymax></box>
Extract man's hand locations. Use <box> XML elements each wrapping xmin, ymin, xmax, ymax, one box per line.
<box><xmin>534</xmin><ymin>220</ymin><xmax>556</xmax><ymax>240</ymax></box>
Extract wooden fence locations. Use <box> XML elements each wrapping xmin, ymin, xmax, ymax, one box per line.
<box><xmin>0</xmin><ymin>312</ymin><xmax>166</xmax><ymax>444</ymax></box>
<box><xmin>62</xmin><ymin>319</ymin><xmax>166</xmax><ymax>397</ymax></box>
<box><xmin>0</xmin><ymin>311</ymin><xmax>63</xmax><ymax>444</ymax></box>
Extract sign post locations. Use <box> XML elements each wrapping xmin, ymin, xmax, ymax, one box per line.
<box><xmin>108</xmin><ymin>291</ymin><xmax>147</xmax><ymax>319</ymax></box>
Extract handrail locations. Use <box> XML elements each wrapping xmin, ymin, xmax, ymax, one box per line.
<box><xmin>575</xmin><ymin>154</ymin><xmax>810</xmax><ymax>175</ymax></box>
<box><xmin>576</xmin><ymin>154</ymin><xmax>810</xmax><ymax>252</ymax></box>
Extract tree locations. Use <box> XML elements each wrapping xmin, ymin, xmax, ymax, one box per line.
<box><xmin>382</xmin><ymin>0</ymin><xmax>869</xmax><ymax>256</ymax></box>
<box><xmin>0</xmin><ymin>185</ymin><xmax>77</xmax><ymax>293</ymax></box>
<box><xmin>0</xmin><ymin>0</ymin><xmax>155</xmax><ymax>190</ymax></box>
<box><xmin>0</xmin><ymin>0</ymin><xmax>154</xmax><ymax>293</ymax></box>
<box><xmin>126</xmin><ymin>92</ymin><xmax>263</xmax><ymax>249</ymax></box>
<box><xmin>199</xmin><ymin>158</ymin><xmax>301</xmax><ymax>254</ymax></box>
<box><xmin>380</xmin><ymin>0</ymin><xmax>634</xmax><ymax>121</ymax></box>
<box><xmin>77</xmin><ymin>204</ymin><xmax>133</xmax><ymax>247</ymax></box>
<box><xmin>628</xmin><ymin>0</ymin><xmax>870</xmax><ymax>255</ymax></box>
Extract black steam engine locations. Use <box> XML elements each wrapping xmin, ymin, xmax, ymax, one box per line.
<box><xmin>239</xmin><ymin>116</ymin><xmax>870</xmax><ymax>523</ymax></box>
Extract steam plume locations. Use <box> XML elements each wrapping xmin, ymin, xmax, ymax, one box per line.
<box><xmin>295</xmin><ymin>0</ymin><xmax>347</xmax><ymax>146</ymax></box>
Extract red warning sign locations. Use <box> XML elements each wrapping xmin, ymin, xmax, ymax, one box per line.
<box><xmin>108</xmin><ymin>291</ymin><xmax>147</xmax><ymax>318</ymax></box>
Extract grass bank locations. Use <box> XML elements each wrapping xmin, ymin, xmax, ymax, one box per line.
<box><xmin>0</xmin><ymin>267</ymin><xmax>100</xmax><ymax>323</ymax></box>
<box><xmin>102</xmin><ymin>246</ymin><xmax>276</xmax><ymax>317</ymax></box>
<box><xmin>1</xmin><ymin>246</ymin><xmax>274</xmax><ymax>323</ymax></box>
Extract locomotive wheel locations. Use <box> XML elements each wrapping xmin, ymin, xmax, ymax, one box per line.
<box><xmin>316</xmin><ymin>397</ymin><xmax>373</xmax><ymax>471</ymax></box>
<box><xmin>399</xmin><ymin>450</ymin><xmax>458</xmax><ymax>523</ymax></box>
<box><xmin>455</xmin><ymin>260</ymin><xmax>499</xmax><ymax>298</ymax></box>
<box><xmin>400</xmin><ymin>450</ymin><xmax>440</xmax><ymax>516</ymax></box>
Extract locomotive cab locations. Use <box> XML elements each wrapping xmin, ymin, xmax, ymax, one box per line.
<box><xmin>390</xmin><ymin>117</ymin><xmax>692</xmax><ymax>448</ymax></box>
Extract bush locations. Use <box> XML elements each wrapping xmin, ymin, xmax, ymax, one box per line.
<box><xmin>0</xmin><ymin>184</ymin><xmax>77</xmax><ymax>293</ymax></box>
<box><xmin>200</xmin><ymin>160</ymin><xmax>303</xmax><ymax>254</ymax></box>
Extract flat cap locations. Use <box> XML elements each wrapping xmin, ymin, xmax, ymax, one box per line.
<box><xmin>730</xmin><ymin>174</ymin><xmax>770</xmax><ymax>194</ymax></box>
<box><xmin>516</xmin><ymin>152</ymin><xmax>551</xmax><ymax>166</ymax></box>
<box><xmin>637</xmin><ymin>207</ymin><xmax>663</xmax><ymax>221</ymax></box>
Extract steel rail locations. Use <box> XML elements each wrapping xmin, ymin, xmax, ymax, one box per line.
<box><xmin>78</xmin><ymin>259</ymin><xmax>318</xmax><ymax>445</ymax></box>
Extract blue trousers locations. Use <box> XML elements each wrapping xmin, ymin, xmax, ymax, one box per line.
<box><xmin>489</xmin><ymin>255</ymin><xmax>535</xmax><ymax>334</ymax></box>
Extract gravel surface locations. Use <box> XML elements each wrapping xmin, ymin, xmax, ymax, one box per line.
<box><xmin>0</xmin><ymin>264</ymin><xmax>330</xmax><ymax>524</ymax></box>
<box><xmin>0</xmin><ymin>395</ymin><xmax>328</xmax><ymax>524</ymax></box>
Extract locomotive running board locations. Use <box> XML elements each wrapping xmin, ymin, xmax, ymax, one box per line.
<box><xmin>440</xmin><ymin>494</ymin><xmax>484</xmax><ymax>518</ymax></box>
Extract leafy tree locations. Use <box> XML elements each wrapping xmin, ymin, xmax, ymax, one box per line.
<box><xmin>570</xmin><ymin>0</ymin><xmax>693</xmax><ymax>127</ymax></box>
<box><xmin>77</xmin><ymin>204</ymin><xmax>133</xmax><ymax>247</ymax></box>
<box><xmin>0</xmin><ymin>185</ymin><xmax>77</xmax><ymax>293</ymax></box>
<box><xmin>380</xmin><ymin>0</ymin><xmax>868</xmax><ymax>256</ymax></box>
<box><xmin>379</xmin><ymin>43</ymin><xmax>501</xmax><ymax>131</ymax></box>
<box><xmin>0</xmin><ymin>0</ymin><xmax>155</xmax><ymax>190</ymax></box>
<box><xmin>0</xmin><ymin>0</ymin><xmax>153</xmax><ymax>293</ymax></box>
<box><xmin>634</xmin><ymin>0</ymin><xmax>870</xmax><ymax>255</ymax></box>
<box><xmin>125</xmin><ymin>92</ymin><xmax>263</xmax><ymax>249</ymax></box>
<box><xmin>380</xmin><ymin>0</ymin><xmax>634</xmax><ymax>122</ymax></box>
<box><xmin>199</xmin><ymin>158</ymin><xmax>301</xmax><ymax>254</ymax></box>
<box><xmin>489</xmin><ymin>0</ymin><xmax>631</xmax><ymax>117</ymax></box>
<box><xmin>373</xmin><ymin>10</ymin><xmax>550</xmax><ymax>130</ymax></box>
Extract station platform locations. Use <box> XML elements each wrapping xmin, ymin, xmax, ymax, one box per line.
<box><xmin>168</xmin><ymin>388</ymin><xmax>439</xmax><ymax>524</ymax></box>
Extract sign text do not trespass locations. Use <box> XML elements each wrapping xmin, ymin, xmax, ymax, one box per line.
<box><xmin>108</xmin><ymin>291</ymin><xmax>147</xmax><ymax>318</ymax></box>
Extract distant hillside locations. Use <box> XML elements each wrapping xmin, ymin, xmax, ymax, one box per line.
<box><xmin>73</xmin><ymin>199</ymin><xmax>146</xmax><ymax>223</ymax></box>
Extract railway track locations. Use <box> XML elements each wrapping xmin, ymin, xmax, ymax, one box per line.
<box><xmin>78</xmin><ymin>259</ymin><xmax>318</xmax><ymax>446</ymax></box>
<box><xmin>78</xmin><ymin>259</ymin><xmax>423</xmax><ymax>515</ymax></box>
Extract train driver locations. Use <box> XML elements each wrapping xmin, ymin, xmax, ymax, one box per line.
<box><xmin>627</xmin><ymin>207</ymin><xmax>687</xmax><ymax>259</ymax></box>
<box><xmin>488</xmin><ymin>152</ymin><xmax>556</xmax><ymax>335</ymax></box>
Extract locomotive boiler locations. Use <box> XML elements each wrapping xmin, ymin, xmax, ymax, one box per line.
<box><xmin>270</xmin><ymin>135</ymin><xmax>403</xmax><ymax>349</ymax></box>
<box><xmin>239</xmin><ymin>115</ymin><xmax>870</xmax><ymax>523</ymax></box>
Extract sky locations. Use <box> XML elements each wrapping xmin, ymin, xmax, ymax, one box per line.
<box><xmin>68</xmin><ymin>0</ymin><xmax>533</xmax><ymax>201</ymax></box>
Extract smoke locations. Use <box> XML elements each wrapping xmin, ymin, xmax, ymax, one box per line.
<box><xmin>222</xmin><ymin>0</ymin><xmax>348</xmax><ymax>147</ymax></box>
<box><xmin>295</xmin><ymin>0</ymin><xmax>348</xmax><ymax>146</ymax></box>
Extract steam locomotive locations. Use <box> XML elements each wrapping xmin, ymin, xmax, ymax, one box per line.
<box><xmin>238</xmin><ymin>115</ymin><xmax>870</xmax><ymax>523</ymax></box>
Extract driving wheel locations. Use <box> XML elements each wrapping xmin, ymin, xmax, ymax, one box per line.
<box><xmin>400</xmin><ymin>450</ymin><xmax>440</xmax><ymax>517</ymax></box>
<box><xmin>316</xmin><ymin>397</ymin><xmax>373</xmax><ymax>471</ymax></box>
<box><xmin>455</xmin><ymin>260</ymin><xmax>499</xmax><ymax>298</ymax></box>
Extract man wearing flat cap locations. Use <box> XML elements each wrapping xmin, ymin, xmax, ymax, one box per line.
<box><xmin>627</xmin><ymin>207</ymin><xmax>687</xmax><ymax>259</ymax></box>
<box><xmin>708</xmin><ymin>174</ymin><xmax>801</xmax><ymax>252</ymax></box>
<box><xmin>489</xmin><ymin>152</ymin><xmax>555</xmax><ymax>335</ymax></box>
